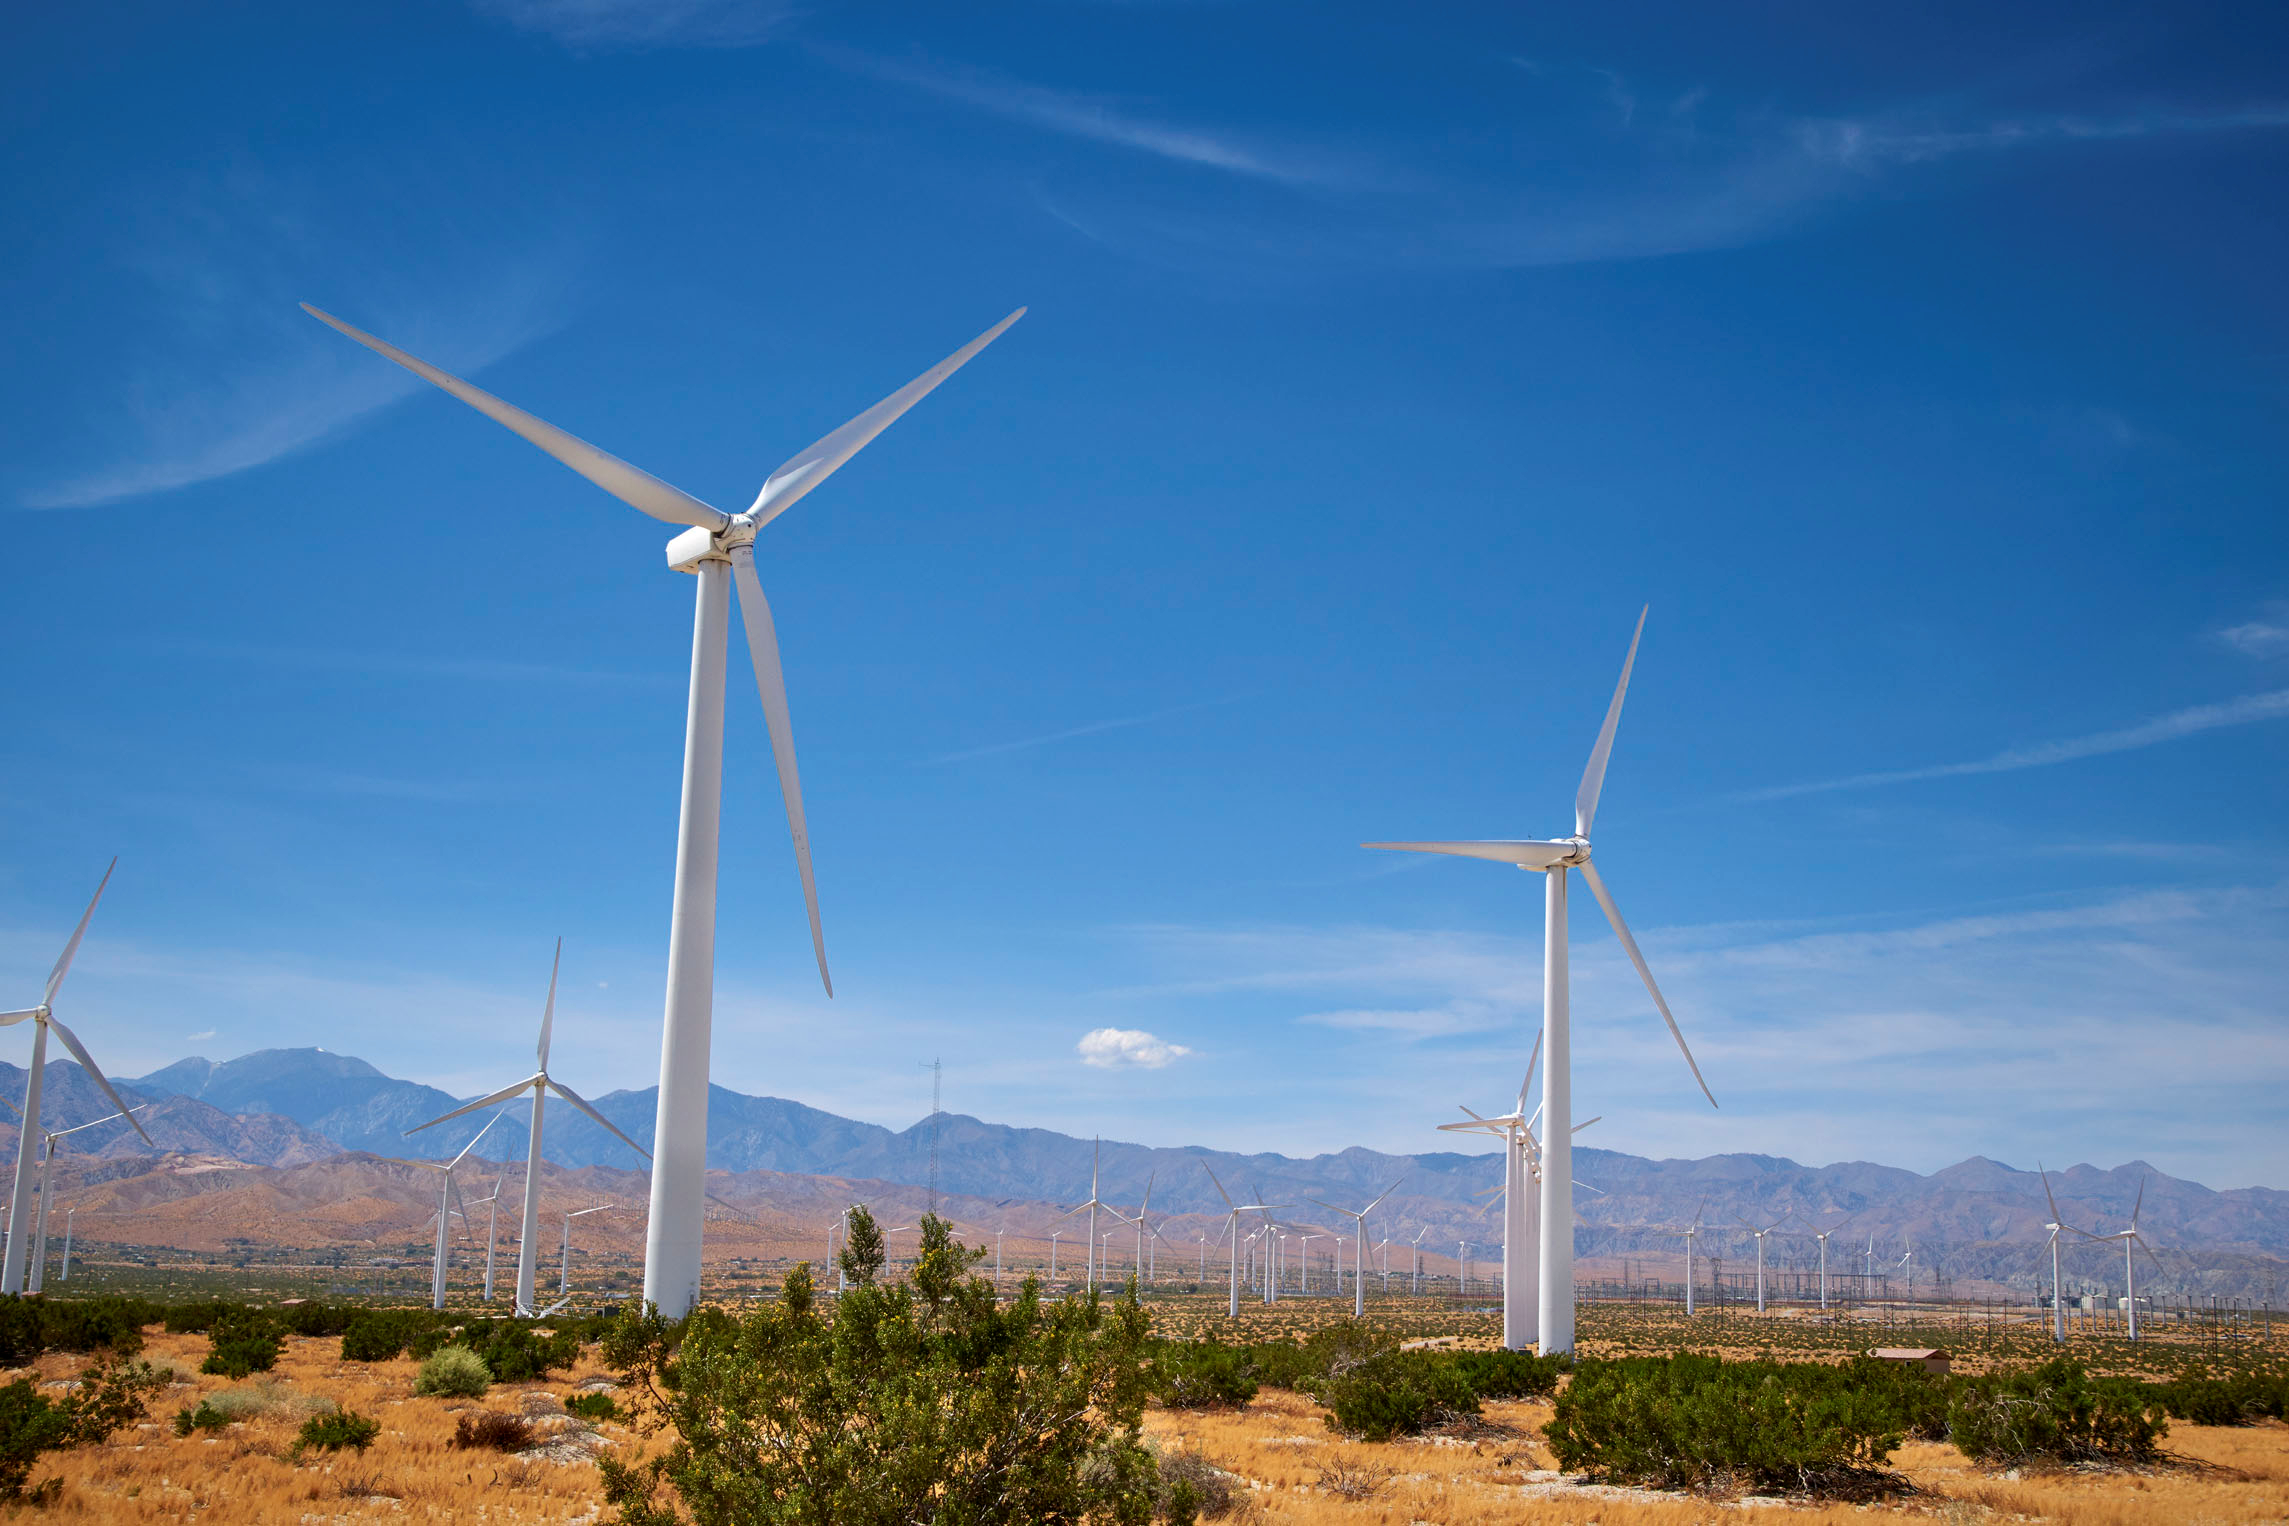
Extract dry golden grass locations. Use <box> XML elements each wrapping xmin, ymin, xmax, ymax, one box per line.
<box><xmin>24</xmin><ymin>1330</ymin><xmax>650</xmax><ymax>1522</ymax></box>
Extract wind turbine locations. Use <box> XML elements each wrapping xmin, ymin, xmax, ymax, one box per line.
<box><xmin>473</xmin><ymin>1166</ymin><xmax>509</xmax><ymax>1303</ymax></box>
<box><xmin>560</xmin><ymin>1204</ymin><xmax>613</xmax><ymax>1297</ymax></box>
<box><xmin>1303</xmin><ymin>1177</ymin><xmax>1403</xmax><ymax>1319</ymax></box>
<box><xmin>1366</xmin><ymin>609</ymin><xmax>1717</xmax><ymax>1354</ymax></box>
<box><xmin>2037</xmin><ymin>1165</ymin><xmax>2079</xmax><ymax>1343</ymax></box>
<box><xmin>29</xmin><ymin>1106</ymin><xmax>147</xmax><ymax>1294</ymax></box>
<box><xmin>1898</xmin><ymin>1241</ymin><xmax>1916</xmax><ymax>1305</ymax></box>
<box><xmin>1409</xmin><ymin>1226</ymin><xmax>1431</xmax><ymax>1295</ymax></box>
<box><xmin>308</xmin><ymin>302</ymin><xmax>1024</xmax><ymax>1320</ymax></box>
<box><xmin>1735</xmin><ymin>1211</ymin><xmax>1787</xmax><ymax>1314</ymax></box>
<box><xmin>405</xmin><ymin>941</ymin><xmax>648</xmax><ymax>1314</ymax></box>
<box><xmin>1659</xmin><ymin>1203</ymin><xmax>1706</xmax><ymax>1316</ymax></box>
<box><xmin>1805</xmin><ymin>1217</ymin><xmax>1848</xmax><ymax>1311</ymax></box>
<box><xmin>1053</xmin><ymin>1139</ymin><xmax>1118</xmax><ymax>1293</ymax></box>
<box><xmin>59</xmin><ymin>1209</ymin><xmax>75</xmax><ymax>1283</ymax></box>
<box><xmin>1127</xmin><ymin>1172</ymin><xmax>1157</xmax><ymax>1286</ymax></box>
<box><xmin>412</xmin><ymin>1109</ymin><xmax>509</xmax><ymax>1310</ymax></box>
<box><xmin>2072</xmin><ymin>1175</ymin><xmax>2160</xmax><ymax>1341</ymax></box>
<box><xmin>2</xmin><ymin>861</ymin><xmax>154</xmax><ymax>1293</ymax></box>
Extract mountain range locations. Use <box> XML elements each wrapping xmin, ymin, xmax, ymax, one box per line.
<box><xmin>0</xmin><ymin>1047</ymin><xmax>2277</xmax><ymax>1300</ymax></box>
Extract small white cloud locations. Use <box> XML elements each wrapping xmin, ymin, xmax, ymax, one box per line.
<box><xmin>1076</xmin><ymin>1027</ymin><xmax>1191</xmax><ymax>1069</ymax></box>
<box><xmin>2220</xmin><ymin>607</ymin><xmax>2289</xmax><ymax>660</ymax></box>
<box><xmin>186</xmin><ymin>1029</ymin><xmax>216</xmax><ymax>1042</ymax></box>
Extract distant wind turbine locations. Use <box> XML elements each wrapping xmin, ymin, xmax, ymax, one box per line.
<box><xmin>2038</xmin><ymin>1165</ymin><xmax>2079</xmax><ymax>1343</ymax></box>
<box><xmin>1367</xmin><ymin>609</ymin><xmax>1717</xmax><ymax>1355</ymax></box>
<box><xmin>560</xmin><ymin>1204</ymin><xmax>613</xmax><ymax>1297</ymax></box>
<box><xmin>410</xmin><ymin>1109</ymin><xmax>509</xmax><ymax>1310</ymax></box>
<box><xmin>1053</xmin><ymin>1140</ymin><xmax>1119</xmax><ymax>1293</ymax></box>
<box><xmin>1805</xmin><ymin>1217</ymin><xmax>1848</xmax><ymax>1311</ymax></box>
<box><xmin>1735</xmin><ymin>1211</ymin><xmax>1788</xmax><ymax>1314</ymax></box>
<box><xmin>2</xmin><ymin>861</ymin><xmax>154</xmax><ymax>1293</ymax></box>
<box><xmin>405</xmin><ymin>941</ymin><xmax>648</xmax><ymax>1314</ymax></box>
<box><xmin>308</xmin><ymin>301</ymin><xmax>1024</xmax><ymax>1319</ymax></box>
<box><xmin>29</xmin><ymin>1106</ymin><xmax>147</xmax><ymax>1294</ymax></box>
<box><xmin>1306</xmin><ymin>1178</ymin><xmax>1404</xmax><ymax>1319</ymax></box>
<box><xmin>2071</xmin><ymin>1175</ymin><xmax>2160</xmax><ymax>1341</ymax></box>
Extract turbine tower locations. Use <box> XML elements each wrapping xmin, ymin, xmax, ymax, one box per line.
<box><xmin>405</xmin><ymin>941</ymin><xmax>648</xmax><ymax>1314</ymax></box>
<box><xmin>1305</xmin><ymin>1177</ymin><xmax>1404</xmax><ymax>1319</ymax></box>
<box><xmin>29</xmin><ymin>1106</ymin><xmax>146</xmax><ymax>1294</ymax></box>
<box><xmin>2</xmin><ymin>861</ymin><xmax>155</xmax><ymax>1293</ymax></box>
<box><xmin>411</xmin><ymin>1109</ymin><xmax>508</xmax><ymax>1310</ymax></box>
<box><xmin>2072</xmin><ymin>1175</ymin><xmax>2159</xmax><ymax>1341</ymax></box>
<box><xmin>1053</xmin><ymin>1139</ymin><xmax>1118</xmax><ymax>1293</ymax></box>
<box><xmin>1735</xmin><ymin>1211</ymin><xmax>1787</xmax><ymax>1314</ymax></box>
<box><xmin>308</xmin><ymin>302</ymin><xmax>1023</xmax><ymax>1318</ymax></box>
<box><xmin>2038</xmin><ymin>1165</ymin><xmax>2079</xmax><ymax>1344</ymax></box>
<box><xmin>1366</xmin><ymin>609</ymin><xmax>1717</xmax><ymax>1354</ymax></box>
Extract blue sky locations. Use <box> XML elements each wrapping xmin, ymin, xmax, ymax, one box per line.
<box><xmin>5</xmin><ymin>1</ymin><xmax>2286</xmax><ymax>1186</ymax></box>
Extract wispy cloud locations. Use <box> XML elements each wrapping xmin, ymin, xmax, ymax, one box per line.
<box><xmin>470</xmin><ymin>0</ymin><xmax>794</xmax><ymax>49</ymax></box>
<box><xmin>2219</xmin><ymin>605</ymin><xmax>2289</xmax><ymax>660</ymax></box>
<box><xmin>185</xmin><ymin>1029</ymin><xmax>216</xmax><ymax>1042</ymax></box>
<box><xmin>822</xmin><ymin>48</ymin><xmax>1362</xmax><ymax>189</ymax></box>
<box><xmin>924</xmin><ymin>696</ymin><xmax>1237</xmax><ymax>765</ymax></box>
<box><xmin>1794</xmin><ymin>103</ymin><xmax>2289</xmax><ymax>170</ymax></box>
<box><xmin>1743</xmin><ymin>688</ymin><xmax>2289</xmax><ymax>802</ymax></box>
<box><xmin>1077</xmin><ymin>1026</ymin><xmax>1192</xmax><ymax>1068</ymax></box>
<box><xmin>20</xmin><ymin>170</ymin><xmax>575</xmax><ymax>511</ymax></box>
<box><xmin>166</xmin><ymin>639</ymin><xmax>667</xmax><ymax>689</ymax></box>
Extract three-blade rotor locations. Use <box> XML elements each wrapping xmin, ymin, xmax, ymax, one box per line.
<box><xmin>3</xmin><ymin>860</ymin><xmax>153</xmax><ymax>1147</ymax></box>
<box><xmin>306</xmin><ymin>304</ymin><xmax>1026</xmax><ymax>998</ymax></box>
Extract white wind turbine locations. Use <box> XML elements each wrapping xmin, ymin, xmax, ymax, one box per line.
<box><xmin>2</xmin><ymin>861</ymin><xmax>154</xmax><ymax>1293</ymax></box>
<box><xmin>308</xmin><ymin>302</ymin><xmax>1023</xmax><ymax>1319</ymax></box>
<box><xmin>1735</xmin><ymin>1211</ymin><xmax>1787</xmax><ymax>1314</ymax></box>
<box><xmin>412</xmin><ymin>1109</ymin><xmax>509</xmax><ymax>1310</ymax></box>
<box><xmin>29</xmin><ymin>1106</ymin><xmax>147</xmax><ymax>1294</ymax></box>
<box><xmin>1306</xmin><ymin>1177</ymin><xmax>1405</xmax><ymax>1319</ymax></box>
<box><xmin>2038</xmin><ymin>1165</ymin><xmax>2078</xmax><ymax>1343</ymax></box>
<box><xmin>1053</xmin><ymin>1139</ymin><xmax>1119</xmax><ymax>1293</ymax></box>
<box><xmin>2072</xmin><ymin>1175</ymin><xmax>2159</xmax><ymax>1341</ymax></box>
<box><xmin>1805</xmin><ymin>1217</ymin><xmax>1848</xmax><ymax>1311</ymax></box>
<box><xmin>1126</xmin><ymin>1173</ymin><xmax>1157</xmax><ymax>1286</ymax></box>
<box><xmin>406</xmin><ymin>941</ymin><xmax>648</xmax><ymax>1315</ymax></box>
<box><xmin>474</xmin><ymin>1166</ymin><xmax>510</xmax><ymax>1303</ymax></box>
<box><xmin>1409</xmin><ymin>1225</ymin><xmax>1431</xmax><ymax>1295</ymax></box>
<box><xmin>560</xmin><ymin>1204</ymin><xmax>613</xmax><ymax>1297</ymax></box>
<box><xmin>1660</xmin><ymin>1202</ymin><xmax>1706</xmax><ymax>1316</ymax></box>
<box><xmin>1367</xmin><ymin>608</ymin><xmax>1717</xmax><ymax>1354</ymax></box>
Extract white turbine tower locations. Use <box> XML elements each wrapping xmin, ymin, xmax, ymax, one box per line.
<box><xmin>2073</xmin><ymin>1175</ymin><xmax>2159</xmax><ymax>1341</ymax></box>
<box><xmin>1805</xmin><ymin>1217</ymin><xmax>1848</xmax><ymax>1311</ymax></box>
<box><xmin>1366</xmin><ymin>609</ymin><xmax>1717</xmax><ymax>1354</ymax></box>
<box><xmin>1409</xmin><ymin>1226</ymin><xmax>1431</xmax><ymax>1295</ymax></box>
<box><xmin>1306</xmin><ymin>1177</ymin><xmax>1404</xmax><ymax>1319</ymax></box>
<box><xmin>474</xmin><ymin>1166</ymin><xmax>509</xmax><ymax>1303</ymax></box>
<box><xmin>308</xmin><ymin>302</ymin><xmax>1024</xmax><ymax>1318</ymax></box>
<box><xmin>2038</xmin><ymin>1165</ymin><xmax>2079</xmax><ymax>1344</ymax></box>
<box><xmin>406</xmin><ymin>941</ymin><xmax>648</xmax><ymax>1314</ymax></box>
<box><xmin>1661</xmin><ymin>1202</ymin><xmax>1706</xmax><ymax>1316</ymax></box>
<box><xmin>412</xmin><ymin>1109</ymin><xmax>509</xmax><ymax>1310</ymax></box>
<box><xmin>1735</xmin><ymin>1211</ymin><xmax>1787</xmax><ymax>1314</ymax></box>
<box><xmin>59</xmin><ymin>1210</ymin><xmax>75</xmax><ymax>1283</ymax></box>
<box><xmin>2</xmin><ymin>861</ymin><xmax>154</xmax><ymax>1293</ymax></box>
<box><xmin>561</xmin><ymin>1204</ymin><xmax>613</xmax><ymax>1297</ymax></box>
<box><xmin>30</xmin><ymin>1106</ymin><xmax>147</xmax><ymax>1294</ymax></box>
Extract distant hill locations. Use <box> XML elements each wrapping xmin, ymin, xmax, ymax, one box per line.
<box><xmin>0</xmin><ymin>1060</ymin><xmax>340</xmax><ymax>1169</ymax></box>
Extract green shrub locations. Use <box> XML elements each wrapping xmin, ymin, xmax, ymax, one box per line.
<box><xmin>340</xmin><ymin>1309</ymin><xmax>448</xmax><ymax>1363</ymax></box>
<box><xmin>1151</xmin><ymin>1340</ymin><xmax>1259</xmax><ymax>1410</ymax></box>
<box><xmin>455</xmin><ymin>1319</ymin><xmax>581</xmax><ymax>1382</ymax></box>
<box><xmin>173</xmin><ymin>1401</ymin><xmax>229</xmax><ymax>1436</ymax></box>
<box><xmin>414</xmin><ymin>1346</ymin><xmax>492</xmax><ymax>1399</ymax></box>
<box><xmin>164</xmin><ymin>1300</ymin><xmax>242</xmax><ymax>1335</ymax></box>
<box><xmin>1317</xmin><ymin>1349</ymin><xmax>1480</xmax><ymax>1442</ymax></box>
<box><xmin>0</xmin><ymin>1296</ymin><xmax>160</xmax><ymax>1365</ymax></box>
<box><xmin>291</xmin><ymin>1409</ymin><xmax>381</xmax><ymax>1458</ymax></box>
<box><xmin>1547</xmin><ymin>1354</ymin><xmax>1919</xmax><ymax>1496</ymax></box>
<box><xmin>0</xmin><ymin>1355</ymin><xmax>164</xmax><ymax>1500</ymax></box>
<box><xmin>597</xmin><ymin>1210</ymin><xmax>1167</xmax><ymax>1526</ymax></box>
<box><xmin>1449</xmin><ymin>1348</ymin><xmax>1568</xmax><ymax>1401</ymax></box>
<box><xmin>1947</xmin><ymin>1359</ymin><xmax>2167</xmax><ymax>1467</ymax></box>
<box><xmin>200</xmin><ymin>1309</ymin><xmax>284</xmax><ymax>1379</ymax></box>
<box><xmin>564</xmin><ymin>1390</ymin><xmax>619</xmax><ymax>1423</ymax></box>
<box><xmin>2156</xmin><ymin>1369</ymin><xmax>2287</xmax><ymax>1426</ymax></box>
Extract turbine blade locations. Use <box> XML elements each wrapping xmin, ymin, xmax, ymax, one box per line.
<box><xmin>747</xmin><ymin>309</ymin><xmax>1026</xmax><ymax>527</ymax></box>
<box><xmin>407</xmin><ymin>1076</ymin><xmax>540</xmax><ymax>1134</ymax></box>
<box><xmin>1139</xmin><ymin>1170</ymin><xmax>1155</xmax><ymax>1216</ymax></box>
<box><xmin>1199</xmin><ymin>1160</ymin><xmax>1235</xmax><ymax>1209</ymax></box>
<box><xmin>1577</xmin><ymin>859</ymin><xmax>1717</xmax><ymax>1108</ymax></box>
<box><xmin>545</xmin><ymin>1079</ymin><xmax>652</xmax><ymax>1160</ymax></box>
<box><xmin>2131</xmin><ymin>1174</ymin><xmax>2145</xmax><ymax>1227</ymax></box>
<box><xmin>44</xmin><ymin>858</ymin><xmax>117</xmax><ymax>1008</ymax></box>
<box><xmin>730</xmin><ymin>555</ymin><xmax>830</xmax><ymax>995</ymax></box>
<box><xmin>1360</xmin><ymin>840</ymin><xmax>1574</xmax><ymax>868</ymax></box>
<box><xmin>1519</xmin><ymin>1029</ymin><xmax>1542</xmax><ymax>1116</ymax></box>
<box><xmin>44</xmin><ymin>1016</ymin><xmax>151</xmax><ymax>1145</ymax></box>
<box><xmin>538</xmin><ymin>937</ymin><xmax>561</xmax><ymax>1073</ymax></box>
<box><xmin>450</xmin><ymin>1105</ymin><xmax>515</xmax><ymax>1170</ymax></box>
<box><xmin>2039</xmin><ymin>1163</ymin><xmax>2074</xmax><ymax>1231</ymax></box>
<box><xmin>300</xmin><ymin>305</ymin><xmax>728</xmax><ymax>531</ymax></box>
<box><xmin>1572</xmin><ymin>1115</ymin><xmax>1602</xmax><ymax>1132</ymax></box>
<box><xmin>1576</xmin><ymin>607</ymin><xmax>1646</xmax><ymax>838</ymax></box>
<box><xmin>1363</xmin><ymin>1177</ymin><xmax>1405</xmax><ymax>1214</ymax></box>
<box><xmin>0</xmin><ymin>1011</ymin><xmax>40</xmax><ymax>1027</ymax></box>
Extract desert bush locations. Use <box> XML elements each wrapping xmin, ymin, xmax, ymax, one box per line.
<box><xmin>1947</xmin><ymin>1359</ymin><xmax>2167</xmax><ymax>1467</ymax></box>
<box><xmin>292</xmin><ymin>1409</ymin><xmax>381</xmax><ymax>1457</ymax></box>
<box><xmin>277</xmin><ymin>1301</ymin><xmax>358</xmax><ymax>1339</ymax></box>
<box><xmin>2155</xmin><ymin>1368</ymin><xmax>2287</xmax><ymax>1426</ymax></box>
<box><xmin>199</xmin><ymin>1377</ymin><xmax>333</xmax><ymax>1423</ymax></box>
<box><xmin>415</xmin><ymin>1345</ymin><xmax>493</xmax><ymax>1398</ymax></box>
<box><xmin>598</xmin><ymin>1209</ymin><xmax>1168</xmax><ymax>1526</ymax></box>
<box><xmin>564</xmin><ymin>1390</ymin><xmax>619</xmax><ymax>1422</ymax></box>
<box><xmin>1547</xmin><ymin>1353</ymin><xmax>1918</xmax><ymax>1496</ymax></box>
<box><xmin>339</xmin><ymin>1308</ymin><xmax>450</xmax><ymax>1363</ymax></box>
<box><xmin>455</xmin><ymin>1318</ymin><xmax>581</xmax><ymax>1382</ymax></box>
<box><xmin>1152</xmin><ymin>1339</ymin><xmax>1259</xmax><ymax>1410</ymax></box>
<box><xmin>1244</xmin><ymin>1319</ymin><xmax>1397</xmax><ymax>1393</ymax></box>
<box><xmin>1317</xmin><ymin>1349</ymin><xmax>1480</xmax><ymax>1441</ymax></box>
<box><xmin>163</xmin><ymin>1300</ymin><xmax>242</xmax><ymax>1335</ymax></box>
<box><xmin>173</xmin><ymin>1401</ymin><xmax>229</xmax><ymax>1435</ymax></box>
<box><xmin>201</xmin><ymin>1309</ymin><xmax>284</xmax><ymax>1378</ymax></box>
<box><xmin>1154</xmin><ymin>1447</ymin><xmax>1241</xmax><ymax>1520</ymax></box>
<box><xmin>0</xmin><ymin>1296</ymin><xmax>158</xmax><ymax>1365</ymax></box>
<box><xmin>452</xmin><ymin>1411</ymin><xmax>534</xmax><ymax>1452</ymax></box>
<box><xmin>0</xmin><ymin>1355</ymin><xmax>165</xmax><ymax>1500</ymax></box>
<box><xmin>1448</xmin><ymin>1348</ymin><xmax>1567</xmax><ymax>1400</ymax></box>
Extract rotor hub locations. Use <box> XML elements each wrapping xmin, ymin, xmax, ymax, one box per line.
<box><xmin>664</xmin><ymin>513</ymin><xmax>761</xmax><ymax>574</ymax></box>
